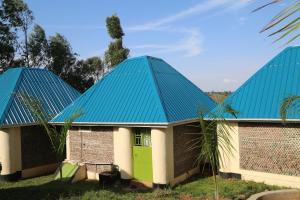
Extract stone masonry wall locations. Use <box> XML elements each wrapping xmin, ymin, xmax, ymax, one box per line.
<box><xmin>173</xmin><ymin>123</ymin><xmax>201</xmax><ymax>178</ymax></box>
<box><xmin>68</xmin><ymin>126</ymin><xmax>114</xmax><ymax>173</ymax></box>
<box><xmin>239</xmin><ymin>122</ymin><xmax>300</xmax><ymax>176</ymax></box>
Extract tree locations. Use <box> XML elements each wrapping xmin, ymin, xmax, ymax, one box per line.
<box><xmin>47</xmin><ymin>34</ymin><xmax>103</xmax><ymax>92</ymax></box>
<box><xmin>48</xmin><ymin>33</ymin><xmax>77</xmax><ymax>76</ymax></box>
<box><xmin>2</xmin><ymin>0</ymin><xmax>34</xmax><ymax>66</ymax></box>
<box><xmin>28</xmin><ymin>24</ymin><xmax>48</xmax><ymax>67</ymax></box>
<box><xmin>67</xmin><ymin>57</ymin><xmax>103</xmax><ymax>92</ymax></box>
<box><xmin>21</xmin><ymin>94</ymin><xmax>81</xmax><ymax>180</ymax></box>
<box><xmin>0</xmin><ymin>3</ymin><xmax>17</xmax><ymax>72</ymax></box>
<box><xmin>104</xmin><ymin>15</ymin><xmax>129</xmax><ymax>69</ymax></box>
<box><xmin>106</xmin><ymin>15</ymin><xmax>124</xmax><ymax>39</ymax></box>
<box><xmin>84</xmin><ymin>56</ymin><xmax>104</xmax><ymax>79</ymax></box>
<box><xmin>255</xmin><ymin>0</ymin><xmax>300</xmax><ymax>45</ymax></box>
<box><xmin>0</xmin><ymin>21</ymin><xmax>16</xmax><ymax>72</ymax></box>
<box><xmin>190</xmin><ymin>105</ymin><xmax>237</xmax><ymax>200</ymax></box>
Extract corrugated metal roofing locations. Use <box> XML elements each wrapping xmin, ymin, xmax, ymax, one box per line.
<box><xmin>212</xmin><ymin>46</ymin><xmax>300</xmax><ymax>120</ymax></box>
<box><xmin>0</xmin><ymin>68</ymin><xmax>81</xmax><ymax>127</ymax></box>
<box><xmin>51</xmin><ymin>56</ymin><xmax>216</xmax><ymax>125</ymax></box>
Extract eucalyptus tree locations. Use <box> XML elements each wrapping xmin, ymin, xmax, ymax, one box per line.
<box><xmin>2</xmin><ymin>0</ymin><xmax>34</xmax><ymax>66</ymax></box>
<box><xmin>28</xmin><ymin>24</ymin><xmax>49</xmax><ymax>67</ymax></box>
<box><xmin>0</xmin><ymin>20</ymin><xmax>16</xmax><ymax>72</ymax></box>
<box><xmin>104</xmin><ymin>14</ymin><xmax>129</xmax><ymax>69</ymax></box>
<box><xmin>68</xmin><ymin>57</ymin><xmax>104</xmax><ymax>92</ymax></box>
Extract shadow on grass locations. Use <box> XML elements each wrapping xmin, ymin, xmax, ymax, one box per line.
<box><xmin>0</xmin><ymin>179</ymin><xmax>153</xmax><ymax>200</ymax></box>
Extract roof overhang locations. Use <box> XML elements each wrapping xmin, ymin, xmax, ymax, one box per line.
<box><xmin>50</xmin><ymin>118</ymin><xmax>201</xmax><ymax>128</ymax></box>
<box><xmin>0</xmin><ymin>122</ymin><xmax>40</xmax><ymax>129</ymax></box>
<box><xmin>204</xmin><ymin>118</ymin><xmax>300</xmax><ymax>123</ymax></box>
<box><xmin>50</xmin><ymin>121</ymin><xmax>169</xmax><ymax>128</ymax></box>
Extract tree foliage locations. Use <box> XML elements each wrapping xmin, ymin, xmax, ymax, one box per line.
<box><xmin>66</xmin><ymin>57</ymin><xmax>103</xmax><ymax>92</ymax></box>
<box><xmin>0</xmin><ymin>20</ymin><xmax>16</xmax><ymax>71</ymax></box>
<box><xmin>106</xmin><ymin>15</ymin><xmax>124</xmax><ymax>39</ymax></box>
<box><xmin>104</xmin><ymin>38</ymin><xmax>129</xmax><ymax>68</ymax></box>
<box><xmin>47</xmin><ymin>33</ymin><xmax>76</xmax><ymax>76</ymax></box>
<box><xmin>0</xmin><ymin>1</ymin><xmax>126</xmax><ymax>92</ymax></box>
<box><xmin>104</xmin><ymin>15</ymin><xmax>129</xmax><ymax>68</ymax></box>
<box><xmin>28</xmin><ymin>24</ymin><xmax>48</xmax><ymax>67</ymax></box>
<box><xmin>2</xmin><ymin>0</ymin><xmax>33</xmax><ymax>66</ymax></box>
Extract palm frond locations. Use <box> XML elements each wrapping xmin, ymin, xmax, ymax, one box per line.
<box><xmin>255</xmin><ymin>0</ymin><xmax>300</xmax><ymax>44</ymax></box>
<box><xmin>280</xmin><ymin>95</ymin><xmax>300</xmax><ymax>121</ymax></box>
<box><xmin>20</xmin><ymin>93</ymin><xmax>82</xmax><ymax>161</ymax></box>
<box><xmin>252</xmin><ymin>0</ymin><xmax>282</xmax><ymax>13</ymax></box>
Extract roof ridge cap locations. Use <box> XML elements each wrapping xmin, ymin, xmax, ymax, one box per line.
<box><xmin>145</xmin><ymin>57</ymin><xmax>170</xmax><ymax>123</ymax></box>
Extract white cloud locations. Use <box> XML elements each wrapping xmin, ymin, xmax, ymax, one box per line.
<box><xmin>223</xmin><ymin>78</ymin><xmax>238</xmax><ymax>84</ymax></box>
<box><xmin>127</xmin><ymin>0</ymin><xmax>235</xmax><ymax>32</ymax></box>
<box><xmin>238</xmin><ymin>16</ymin><xmax>247</xmax><ymax>25</ymax></box>
<box><xmin>127</xmin><ymin>0</ymin><xmax>250</xmax><ymax>32</ymax></box>
<box><xmin>126</xmin><ymin>0</ymin><xmax>251</xmax><ymax>57</ymax></box>
<box><xmin>130</xmin><ymin>28</ymin><xmax>203</xmax><ymax>57</ymax></box>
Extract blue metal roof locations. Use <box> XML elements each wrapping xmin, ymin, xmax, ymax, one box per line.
<box><xmin>51</xmin><ymin>56</ymin><xmax>216</xmax><ymax>125</ymax></box>
<box><xmin>212</xmin><ymin>46</ymin><xmax>300</xmax><ymax>120</ymax></box>
<box><xmin>0</xmin><ymin>68</ymin><xmax>81</xmax><ymax>127</ymax></box>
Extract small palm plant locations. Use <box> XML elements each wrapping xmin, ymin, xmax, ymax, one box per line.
<box><xmin>189</xmin><ymin>104</ymin><xmax>237</xmax><ymax>200</ymax></box>
<box><xmin>21</xmin><ymin>94</ymin><xmax>81</xmax><ymax>180</ymax></box>
<box><xmin>280</xmin><ymin>95</ymin><xmax>300</xmax><ymax>120</ymax></box>
<box><xmin>255</xmin><ymin>0</ymin><xmax>300</xmax><ymax>45</ymax></box>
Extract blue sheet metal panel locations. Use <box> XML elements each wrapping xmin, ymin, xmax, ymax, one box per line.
<box><xmin>0</xmin><ymin>68</ymin><xmax>80</xmax><ymax>126</ymax></box>
<box><xmin>52</xmin><ymin>57</ymin><xmax>168</xmax><ymax>123</ymax></box>
<box><xmin>52</xmin><ymin>56</ymin><xmax>216</xmax><ymax>124</ymax></box>
<box><xmin>148</xmin><ymin>57</ymin><xmax>216</xmax><ymax>122</ymax></box>
<box><xmin>216</xmin><ymin>46</ymin><xmax>300</xmax><ymax>119</ymax></box>
<box><xmin>0</xmin><ymin>68</ymin><xmax>23</xmax><ymax>124</ymax></box>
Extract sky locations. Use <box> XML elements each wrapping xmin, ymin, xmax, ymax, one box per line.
<box><xmin>25</xmin><ymin>0</ymin><xmax>294</xmax><ymax>92</ymax></box>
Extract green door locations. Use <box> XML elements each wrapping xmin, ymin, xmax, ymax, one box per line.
<box><xmin>133</xmin><ymin>128</ymin><xmax>153</xmax><ymax>182</ymax></box>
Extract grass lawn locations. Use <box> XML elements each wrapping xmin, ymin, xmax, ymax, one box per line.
<box><xmin>0</xmin><ymin>175</ymin><xmax>281</xmax><ymax>200</ymax></box>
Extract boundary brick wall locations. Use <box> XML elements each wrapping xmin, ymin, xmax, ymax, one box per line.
<box><xmin>239</xmin><ymin>122</ymin><xmax>300</xmax><ymax>176</ymax></box>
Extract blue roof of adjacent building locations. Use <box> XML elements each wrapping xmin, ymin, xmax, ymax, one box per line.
<box><xmin>0</xmin><ymin>68</ymin><xmax>81</xmax><ymax>127</ymax></box>
<box><xmin>51</xmin><ymin>56</ymin><xmax>216</xmax><ymax>125</ymax></box>
<box><xmin>211</xmin><ymin>46</ymin><xmax>300</xmax><ymax>121</ymax></box>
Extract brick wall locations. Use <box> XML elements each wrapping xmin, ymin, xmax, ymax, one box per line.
<box><xmin>21</xmin><ymin>126</ymin><xmax>57</xmax><ymax>169</ymax></box>
<box><xmin>173</xmin><ymin>123</ymin><xmax>201</xmax><ymax>177</ymax></box>
<box><xmin>68</xmin><ymin>126</ymin><xmax>114</xmax><ymax>173</ymax></box>
<box><xmin>239</xmin><ymin>122</ymin><xmax>300</xmax><ymax>176</ymax></box>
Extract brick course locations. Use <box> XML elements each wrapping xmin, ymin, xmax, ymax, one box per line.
<box><xmin>239</xmin><ymin>122</ymin><xmax>300</xmax><ymax>176</ymax></box>
<box><xmin>69</xmin><ymin>126</ymin><xmax>114</xmax><ymax>173</ymax></box>
<box><xmin>173</xmin><ymin>123</ymin><xmax>201</xmax><ymax>177</ymax></box>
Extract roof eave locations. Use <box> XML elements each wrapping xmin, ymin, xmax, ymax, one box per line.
<box><xmin>50</xmin><ymin>118</ymin><xmax>202</xmax><ymax>128</ymax></box>
<box><xmin>50</xmin><ymin>121</ymin><xmax>169</xmax><ymax>128</ymax></box>
<box><xmin>0</xmin><ymin>122</ymin><xmax>40</xmax><ymax>129</ymax></box>
<box><xmin>204</xmin><ymin>118</ymin><xmax>300</xmax><ymax>123</ymax></box>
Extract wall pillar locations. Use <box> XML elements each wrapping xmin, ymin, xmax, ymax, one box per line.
<box><xmin>0</xmin><ymin>128</ymin><xmax>22</xmax><ymax>180</ymax></box>
<box><xmin>151</xmin><ymin>127</ymin><xmax>173</xmax><ymax>187</ymax></box>
<box><xmin>66</xmin><ymin>131</ymin><xmax>71</xmax><ymax>161</ymax></box>
<box><xmin>218</xmin><ymin>122</ymin><xmax>240</xmax><ymax>178</ymax></box>
<box><xmin>113</xmin><ymin>127</ymin><xmax>133</xmax><ymax>180</ymax></box>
